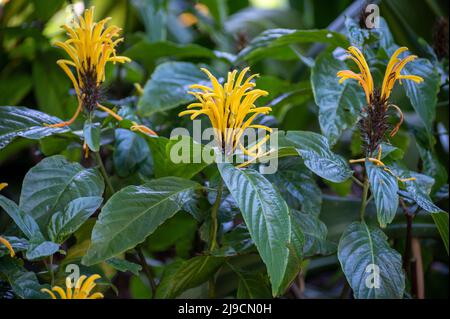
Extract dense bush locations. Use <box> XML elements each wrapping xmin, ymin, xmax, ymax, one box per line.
<box><xmin>0</xmin><ymin>0</ymin><xmax>448</xmax><ymax>299</ymax></box>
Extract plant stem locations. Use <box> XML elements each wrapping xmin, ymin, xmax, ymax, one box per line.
<box><xmin>94</xmin><ymin>151</ymin><xmax>115</xmax><ymax>196</ymax></box>
<box><xmin>209</xmin><ymin>179</ymin><xmax>223</xmax><ymax>252</ymax></box>
<box><xmin>44</xmin><ymin>256</ymin><xmax>55</xmax><ymax>286</ymax></box>
<box><xmin>351</xmin><ymin>175</ymin><xmax>364</xmax><ymax>188</ymax></box>
<box><xmin>403</xmin><ymin>211</ymin><xmax>413</xmax><ymax>274</ymax></box>
<box><xmin>136</xmin><ymin>246</ymin><xmax>157</xmax><ymax>298</ymax></box>
<box><xmin>359</xmin><ymin>177</ymin><xmax>370</xmax><ymax>221</ymax></box>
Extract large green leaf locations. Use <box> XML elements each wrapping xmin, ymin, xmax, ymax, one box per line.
<box><xmin>0</xmin><ymin>194</ymin><xmax>60</xmax><ymax>260</ymax></box>
<box><xmin>404</xmin><ymin>179</ymin><xmax>443</xmax><ymax>214</ymax></box>
<box><xmin>125</xmin><ymin>40</ymin><xmax>220</xmax><ymax>68</ymax></box>
<box><xmin>155</xmin><ymin>255</ymin><xmax>225</xmax><ymax>298</ymax></box>
<box><xmin>267</xmin><ymin>157</ymin><xmax>322</xmax><ymax>216</ymax></box>
<box><xmin>284</xmin><ymin>131</ymin><xmax>353</xmax><ymax>183</ymax></box>
<box><xmin>82</xmin><ymin>177</ymin><xmax>200</xmax><ymax>265</ymax></box>
<box><xmin>0</xmin><ymin>106</ymin><xmax>69</xmax><ymax>150</ymax></box>
<box><xmin>366</xmin><ymin>160</ymin><xmax>399</xmax><ymax>228</ymax></box>
<box><xmin>291</xmin><ymin>210</ymin><xmax>335</xmax><ymax>257</ymax></box>
<box><xmin>105</xmin><ymin>258</ymin><xmax>142</xmax><ymax>276</ymax></box>
<box><xmin>311</xmin><ymin>51</ymin><xmax>364</xmax><ymax>145</ymax></box>
<box><xmin>403</xmin><ymin>58</ymin><xmax>440</xmax><ymax>134</ymax></box>
<box><xmin>138</xmin><ymin>62</ymin><xmax>209</xmax><ymax>116</ymax></box>
<box><xmin>147</xmin><ymin>135</ymin><xmax>210</xmax><ymax>179</ymax></box>
<box><xmin>114</xmin><ymin>129</ymin><xmax>151</xmax><ymax>177</ymax></box>
<box><xmin>0</xmin><ymin>195</ymin><xmax>43</xmax><ymax>241</ymax></box>
<box><xmin>218</xmin><ymin>163</ymin><xmax>291</xmax><ymax>296</ymax></box>
<box><xmin>237</xmin><ymin>28</ymin><xmax>349</xmax><ymax>62</ymax></box>
<box><xmin>0</xmin><ymin>257</ymin><xmax>49</xmax><ymax>299</ymax></box>
<box><xmin>338</xmin><ymin>222</ymin><xmax>405</xmax><ymax>299</ymax></box>
<box><xmin>25</xmin><ymin>241</ymin><xmax>60</xmax><ymax>261</ymax></box>
<box><xmin>19</xmin><ymin>155</ymin><xmax>104</xmax><ymax>228</ymax></box>
<box><xmin>235</xmin><ymin>270</ymin><xmax>271</xmax><ymax>299</ymax></box>
<box><xmin>48</xmin><ymin>196</ymin><xmax>103</xmax><ymax>244</ymax></box>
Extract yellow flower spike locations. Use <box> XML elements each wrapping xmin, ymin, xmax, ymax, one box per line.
<box><xmin>0</xmin><ymin>236</ymin><xmax>15</xmax><ymax>257</ymax></box>
<box><xmin>179</xmin><ymin>68</ymin><xmax>271</xmax><ymax>158</ymax></box>
<box><xmin>47</xmin><ymin>6</ymin><xmax>131</xmax><ymax>128</ymax></box>
<box><xmin>337</xmin><ymin>46</ymin><xmax>423</xmax><ymax>106</ymax></box>
<box><xmin>0</xmin><ymin>182</ymin><xmax>7</xmax><ymax>191</ymax></box>
<box><xmin>41</xmin><ymin>274</ymin><xmax>103</xmax><ymax>299</ymax></box>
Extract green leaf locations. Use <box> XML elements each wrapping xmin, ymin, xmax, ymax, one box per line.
<box><xmin>403</xmin><ymin>58</ymin><xmax>440</xmax><ymax>133</ymax></box>
<box><xmin>212</xmin><ymin>225</ymin><xmax>254</xmax><ymax>257</ymax></box>
<box><xmin>338</xmin><ymin>222</ymin><xmax>405</xmax><ymax>299</ymax></box>
<box><xmin>0</xmin><ymin>257</ymin><xmax>49</xmax><ymax>299</ymax></box>
<box><xmin>237</xmin><ymin>28</ymin><xmax>349</xmax><ymax>62</ymax></box>
<box><xmin>311</xmin><ymin>51</ymin><xmax>365</xmax><ymax>145</ymax></box>
<box><xmin>125</xmin><ymin>40</ymin><xmax>218</xmax><ymax>68</ymax></box>
<box><xmin>0</xmin><ymin>106</ymin><xmax>69</xmax><ymax>150</ymax></box>
<box><xmin>267</xmin><ymin>157</ymin><xmax>322</xmax><ymax>216</ymax></box>
<box><xmin>291</xmin><ymin>210</ymin><xmax>335</xmax><ymax>257</ymax></box>
<box><xmin>345</xmin><ymin>17</ymin><xmax>371</xmax><ymax>47</ymax></box>
<box><xmin>366</xmin><ymin>160</ymin><xmax>399</xmax><ymax>228</ymax></box>
<box><xmin>83</xmin><ymin>121</ymin><xmax>101</xmax><ymax>152</ymax></box>
<box><xmin>147</xmin><ymin>135</ymin><xmax>210</xmax><ymax>179</ymax></box>
<box><xmin>138</xmin><ymin>62</ymin><xmax>209</xmax><ymax>116</ymax></box>
<box><xmin>0</xmin><ymin>195</ymin><xmax>44</xmax><ymax>241</ymax></box>
<box><xmin>25</xmin><ymin>241</ymin><xmax>59</xmax><ymax>261</ymax></box>
<box><xmin>236</xmin><ymin>271</ymin><xmax>271</xmax><ymax>299</ymax></box>
<box><xmin>105</xmin><ymin>258</ymin><xmax>142</xmax><ymax>276</ymax></box>
<box><xmin>155</xmin><ymin>255</ymin><xmax>225</xmax><ymax>298</ymax></box>
<box><xmin>431</xmin><ymin>212</ymin><xmax>449</xmax><ymax>254</ymax></box>
<box><xmin>48</xmin><ymin>196</ymin><xmax>103</xmax><ymax>244</ymax></box>
<box><xmin>82</xmin><ymin>177</ymin><xmax>200</xmax><ymax>265</ymax></box>
<box><xmin>19</xmin><ymin>155</ymin><xmax>104</xmax><ymax>228</ymax></box>
<box><xmin>284</xmin><ymin>131</ymin><xmax>353</xmax><ymax>183</ymax></box>
<box><xmin>114</xmin><ymin>129</ymin><xmax>151</xmax><ymax>177</ymax></box>
<box><xmin>404</xmin><ymin>179</ymin><xmax>443</xmax><ymax>214</ymax></box>
<box><xmin>218</xmin><ymin>163</ymin><xmax>291</xmax><ymax>296</ymax></box>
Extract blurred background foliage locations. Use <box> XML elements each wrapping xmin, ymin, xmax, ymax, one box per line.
<box><xmin>0</xmin><ymin>0</ymin><xmax>448</xmax><ymax>298</ymax></box>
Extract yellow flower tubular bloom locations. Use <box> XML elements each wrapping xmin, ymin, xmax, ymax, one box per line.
<box><xmin>41</xmin><ymin>274</ymin><xmax>104</xmax><ymax>299</ymax></box>
<box><xmin>0</xmin><ymin>236</ymin><xmax>15</xmax><ymax>257</ymax></box>
<box><xmin>337</xmin><ymin>46</ymin><xmax>423</xmax><ymax>105</ymax></box>
<box><xmin>179</xmin><ymin>67</ymin><xmax>272</xmax><ymax>158</ymax></box>
<box><xmin>0</xmin><ymin>182</ymin><xmax>7</xmax><ymax>191</ymax></box>
<box><xmin>47</xmin><ymin>6</ymin><xmax>131</xmax><ymax>128</ymax></box>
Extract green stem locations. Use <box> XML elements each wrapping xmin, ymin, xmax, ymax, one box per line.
<box><xmin>136</xmin><ymin>246</ymin><xmax>157</xmax><ymax>298</ymax></box>
<box><xmin>44</xmin><ymin>256</ymin><xmax>55</xmax><ymax>286</ymax></box>
<box><xmin>209</xmin><ymin>179</ymin><xmax>223</xmax><ymax>252</ymax></box>
<box><xmin>94</xmin><ymin>151</ymin><xmax>115</xmax><ymax>196</ymax></box>
<box><xmin>359</xmin><ymin>177</ymin><xmax>370</xmax><ymax>222</ymax></box>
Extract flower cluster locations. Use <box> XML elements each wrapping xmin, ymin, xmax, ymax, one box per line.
<box><xmin>179</xmin><ymin>67</ymin><xmax>272</xmax><ymax>158</ymax></box>
<box><xmin>41</xmin><ymin>274</ymin><xmax>104</xmax><ymax>299</ymax></box>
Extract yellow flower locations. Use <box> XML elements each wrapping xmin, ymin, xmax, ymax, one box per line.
<box><xmin>0</xmin><ymin>182</ymin><xmax>7</xmax><ymax>191</ymax></box>
<box><xmin>179</xmin><ymin>67</ymin><xmax>272</xmax><ymax>157</ymax></box>
<box><xmin>0</xmin><ymin>236</ymin><xmax>15</xmax><ymax>257</ymax></box>
<box><xmin>337</xmin><ymin>46</ymin><xmax>423</xmax><ymax>181</ymax></box>
<box><xmin>41</xmin><ymin>274</ymin><xmax>104</xmax><ymax>299</ymax></box>
<box><xmin>48</xmin><ymin>6</ymin><xmax>130</xmax><ymax>127</ymax></box>
<box><xmin>337</xmin><ymin>46</ymin><xmax>424</xmax><ymax>105</ymax></box>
